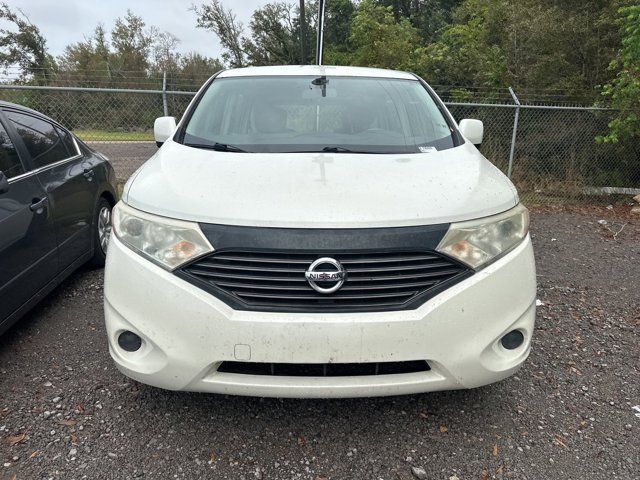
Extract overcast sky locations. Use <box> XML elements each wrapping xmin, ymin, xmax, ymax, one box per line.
<box><xmin>3</xmin><ymin>0</ymin><xmax>270</xmax><ymax>60</ymax></box>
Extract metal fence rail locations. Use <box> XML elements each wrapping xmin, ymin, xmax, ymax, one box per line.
<box><xmin>0</xmin><ymin>83</ymin><xmax>638</xmax><ymax>204</ymax></box>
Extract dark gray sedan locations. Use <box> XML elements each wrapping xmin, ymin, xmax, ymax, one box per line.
<box><xmin>0</xmin><ymin>101</ymin><xmax>117</xmax><ymax>334</ymax></box>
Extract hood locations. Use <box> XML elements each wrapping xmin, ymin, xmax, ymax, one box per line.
<box><xmin>123</xmin><ymin>140</ymin><xmax>518</xmax><ymax>228</ymax></box>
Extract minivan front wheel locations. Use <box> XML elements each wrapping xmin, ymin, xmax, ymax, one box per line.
<box><xmin>90</xmin><ymin>197</ymin><xmax>113</xmax><ymax>267</ymax></box>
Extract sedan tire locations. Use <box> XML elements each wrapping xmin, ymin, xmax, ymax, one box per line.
<box><xmin>90</xmin><ymin>197</ymin><xmax>113</xmax><ymax>267</ymax></box>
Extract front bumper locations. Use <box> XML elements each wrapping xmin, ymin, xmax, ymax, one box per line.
<box><xmin>104</xmin><ymin>235</ymin><xmax>536</xmax><ymax>398</ymax></box>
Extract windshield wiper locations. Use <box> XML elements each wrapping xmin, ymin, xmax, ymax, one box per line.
<box><xmin>321</xmin><ymin>146</ymin><xmax>388</xmax><ymax>154</ymax></box>
<box><xmin>321</xmin><ymin>146</ymin><xmax>355</xmax><ymax>153</ymax></box>
<box><xmin>184</xmin><ymin>142</ymin><xmax>249</xmax><ymax>153</ymax></box>
<box><xmin>288</xmin><ymin>146</ymin><xmax>389</xmax><ymax>154</ymax></box>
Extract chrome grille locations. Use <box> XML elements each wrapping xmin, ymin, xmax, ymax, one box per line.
<box><xmin>179</xmin><ymin>250</ymin><xmax>471</xmax><ymax>312</ymax></box>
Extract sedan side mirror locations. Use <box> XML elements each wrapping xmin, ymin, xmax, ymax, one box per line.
<box><xmin>458</xmin><ymin>119</ymin><xmax>484</xmax><ymax>146</ymax></box>
<box><xmin>154</xmin><ymin>116</ymin><xmax>177</xmax><ymax>147</ymax></box>
<box><xmin>0</xmin><ymin>170</ymin><xmax>9</xmax><ymax>195</ymax></box>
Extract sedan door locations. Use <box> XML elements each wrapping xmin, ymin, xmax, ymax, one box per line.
<box><xmin>0</xmin><ymin>119</ymin><xmax>57</xmax><ymax>327</ymax></box>
<box><xmin>3</xmin><ymin>109</ymin><xmax>98</xmax><ymax>272</ymax></box>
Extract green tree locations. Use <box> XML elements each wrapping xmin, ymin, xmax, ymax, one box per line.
<box><xmin>323</xmin><ymin>0</ymin><xmax>357</xmax><ymax>65</ymax></box>
<box><xmin>0</xmin><ymin>3</ymin><xmax>56</xmax><ymax>84</ymax></box>
<box><xmin>420</xmin><ymin>0</ymin><xmax>622</xmax><ymax>97</ymax></box>
<box><xmin>599</xmin><ymin>4</ymin><xmax>640</xmax><ymax>142</ymax></box>
<box><xmin>58</xmin><ymin>25</ymin><xmax>112</xmax><ymax>85</ymax></box>
<box><xmin>348</xmin><ymin>0</ymin><xmax>424</xmax><ymax>70</ymax></box>
<box><xmin>110</xmin><ymin>10</ymin><xmax>157</xmax><ymax>76</ymax></box>
<box><xmin>373</xmin><ymin>0</ymin><xmax>462</xmax><ymax>42</ymax></box>
<box><xmin>243</xmin><ymin>2</ymin><xmax>301</xmax><ymax>65</ymax></box>
<box><xmin>193</xmin><ymin>0</ymin><xmax>247</xmax><ymax>67</ymax></box>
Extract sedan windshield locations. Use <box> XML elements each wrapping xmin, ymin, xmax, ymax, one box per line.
<box><xmin>180</xmin><ymin>75</ymin><xmax>458</xmax><ymax>154</ymax></box>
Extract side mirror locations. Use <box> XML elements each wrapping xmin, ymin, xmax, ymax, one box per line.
<box><xmin>458</xmin><ymin>119</ymin><xmax>484</xmax><ymax>146</ymax></box>
<box><xmin>154</xmin><ymin>116</ymin><xmax>177</xmax><ymax>147</ymax></box>
<box><xmin>0</xmin><ymin>170</ymin><xmax>9</xmax><ymax>195</ymax></box>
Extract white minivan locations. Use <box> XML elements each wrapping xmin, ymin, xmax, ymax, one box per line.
<box><xmin>104</xmin><ymin>65</ymin><xmax>536</xmax><ymax>398</ymax></box>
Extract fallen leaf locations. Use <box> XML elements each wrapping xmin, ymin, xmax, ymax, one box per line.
<box><xmin>75</xmin><ymin>404</ymin><xmax>86</xmax><ymax>414</ymax></box>
<box><xmin>209</xmin><ymin>451</ymin><xmax>217</xmax><ymax>462</ymax></box>
<box><xmin>298</xmin><ymin>436</ymin><xmax>306</xmax><ymax>447</ymax></box>
<box><xmin>479</xmin><ymin>470</ymin><xmax>489</xmax><ymax>480</ymax></box>
<box><xmin>70</xmin><ymin>432</ymin><xmax>79</xmax><ymax>445</ymax></box>
<box><xmin>4</xmin><ymin>433</ymin><xmax>27</xmax><ymax>445</ymax></box>
<box><xmin>495</xmin><ymin>465</ymin><xmax>504</xmax><ymax>474</ymax></box>
<box><xmin>493</xmin><ymin>444</ymin><xmax>498</xmax><ymax>456</ymax></box>
<box><xmin>29</xmin><ymin>450</ymin><xmax>39</xmax><ymax>458</ymax></box>
<box><xmin>419</xmin><ymin>411</ymin><xmax>428</xmax><ymax>419</ymax></box>
<box><xmin>58</xmin><ymin>419</ymin><xmax>77</xmax><ymax>426</ymax></box>
<box><xmin>554</xmin><ymin>435</ymin><xmax>568</xmax><ymax>449</ymax></box>
<box><xmin>439</xmin><ymin>425</ymin><xmax>448</xmax><ymax>433</ymax></box>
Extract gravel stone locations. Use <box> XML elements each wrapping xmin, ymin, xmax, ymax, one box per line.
<box><xmin>411</xmin><ymin>466</ymin><xmax>428</xmax><ymax>479</ymax></box>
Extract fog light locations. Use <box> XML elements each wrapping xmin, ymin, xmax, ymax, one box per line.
<box><xmin>501</xmin><ymin>330</ymin><xmax>524</xmax><ymax>350</ymax></box>
<box><xmin>118</xmin><ymin>331</ymin><xmax>142</xmax><ymax>352</ymax></box>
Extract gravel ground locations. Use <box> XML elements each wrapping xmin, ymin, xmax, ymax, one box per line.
<box><xmin>86</xmin><ymin>142</ymin><xmax>157</xmax><ymax>182</ymax></box>
<box><xmin>1</xmin><ymin>206</ymin><xmax>639</xmax><ymax>480</ymax></box>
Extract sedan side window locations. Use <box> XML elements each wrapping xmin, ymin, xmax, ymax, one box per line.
<box><xmin>4</xmin><ymin>111</ymin><xmax>69</xmax><ymax>169</ymax></box>
<box><xmin>56</xmin><ymin>126</ymin><xmax>79</xmax><ymax>157</ymax></box>
<box><xmin>0</xmin><ymin>123</ymin><xmax>24</xmax><ymax>179</ymax></box>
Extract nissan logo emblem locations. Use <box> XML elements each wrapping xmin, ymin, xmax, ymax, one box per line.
<box><xmin>305</xmin><ymin>257</ymin><xmax>346</xmax><ymax>294</ymax></box>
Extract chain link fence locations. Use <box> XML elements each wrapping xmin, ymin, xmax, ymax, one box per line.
<box><xmin>0</xmin><ymin>83</ymin><xmax>638</xmax><ymax>204</ymax></box>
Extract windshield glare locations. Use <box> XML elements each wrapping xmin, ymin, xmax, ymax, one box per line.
<box><xmin>181</xmin><ymin>76</ymin><xmax>457</xmax><ymax>154</ymax></box>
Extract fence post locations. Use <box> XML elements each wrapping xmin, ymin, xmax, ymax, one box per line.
<box><xmin>162</xmin><ymin>71</ymin><xmax>168</xmax><ymax>117</ymax></box>
<box><xmin>507</xmin><ymin>87</ymin><xmax>520</xmax><ymax>179</ymax></box>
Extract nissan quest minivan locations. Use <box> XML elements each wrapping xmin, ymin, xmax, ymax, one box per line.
<box><xmin>104</xmin><ymin>65</ymin><xmax>536</xmax><ymax>398</ymax></box>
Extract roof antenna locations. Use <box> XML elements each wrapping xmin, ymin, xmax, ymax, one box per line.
<box><xmin>315</xmin><ymin>0</ymin><xmax>326</xmax><ymax>65</ymax></box>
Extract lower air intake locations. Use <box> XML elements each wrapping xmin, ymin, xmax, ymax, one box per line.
<box><xmin>217</xmin><ymin>360</ymin><xmax>430</xmax><ymax>377</ymax></box>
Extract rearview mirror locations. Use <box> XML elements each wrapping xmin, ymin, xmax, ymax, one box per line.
<box><xmin>154</xmin><ymin>116</ymin><xmax>177</xmax><ymax>147</ymax></box>
<box><xmin>458</xmin><ymin>119</ymin><xmax>484</xmax><ymax>146</ymax></box>
<box><xmin>0</xmin><ymin>170</ymin><xmax>9</xmax><ymax>195</ymax></box>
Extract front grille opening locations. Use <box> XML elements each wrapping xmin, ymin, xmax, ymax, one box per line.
<box><xmin>217</xmin><ymin>360</ymin><xmax>430</xmax><ymax>377</ymax></box>
<box><xmin>180</xmin><ymin>249</ymin><xmax>470</xmax><ymax>312</ymax></box>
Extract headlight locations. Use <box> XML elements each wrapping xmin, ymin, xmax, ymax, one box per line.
<box><xmin>112</xmin><ymin>202</ymin><xmax>213</xmax><ymax>270</ymax></box>
<box><xmin>436</xmin><ymin>204</ymin><xmax>529</xmax><ymax>269</ymax></box>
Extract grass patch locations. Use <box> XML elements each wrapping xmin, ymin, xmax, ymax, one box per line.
<box><xmin>73</xmin><ymin>130</ymin><xmax>154</xmax><ymax>142</ymax></box>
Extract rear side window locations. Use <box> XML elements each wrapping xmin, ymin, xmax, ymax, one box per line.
<box><xmin>0</xmin><ymin>123</ymin><xmax>24</xmax><ymax>179</ymax></box>
<box><xmin>4</xmin><ymin>111</ymin><xmax>70</xmax><ymax>169</ymax></box>
<box><xmin>56</xmin><ymin>126</ymin><xmax>79</xmax><ymax>157</ymax></box>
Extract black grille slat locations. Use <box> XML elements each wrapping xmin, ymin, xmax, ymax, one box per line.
<box><xmin>235</xmin><ymin>291</ymin><xmax>417</xmax><ymax>301</ymax></box>
<box><xmin>181</xmin><ymin>249</ymin><xmax>470</xmax><ymax>312</ymax></box>
<box><xmin>340</xmin><ymin>262</ymin><xmax>455</xmax><ymax>273</ymax></box>
<box><xmin>212</xmin><ymin>253</ymin><xmax>441</xmax><ymax>265</ymax></box>
<box><xmin>195</xmin><ymin>263</ymin><xmax>307</xmax><ymax>274</ymax></box>
<box><xmin>214</xmin><ymin>280</ymin><xmax>440</xmax><ymax>292</ymax></box>
<box><xmin>217</xmin><ymin>360</ymin><xmax>430</xmax><ymax>377</ymax></box>
<box><xmin>348</xmin><ymin>269</ymin><xmax>463</xmax><ymax>282</ymax></box>
<box><xmin>185</xmin><ymin>269</ymin><xmax>309</xmax><ymax>282</ymax></box>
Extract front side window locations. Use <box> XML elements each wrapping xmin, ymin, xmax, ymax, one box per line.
<box><xmin>0</xmin><ymin>123</ymin><xmax>24</xmax><ymax>179</ymax></box>
<box><xmin>5</xmin><ymin>111</ymin><xmax>70</xmax><ymax>168</ymax></box>
<box><xmin>181</xmin><ymin>76</ymin><xmax>458</xmax><ymax>154</ymax></box>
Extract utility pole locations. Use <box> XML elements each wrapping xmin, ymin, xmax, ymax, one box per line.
<box><xmin>315</xmin><ymin>0</ymin><xmax>326</xmax><ymax>65</ymax></box>
<box><xmin>299</xmin><ymin>0</ymin><xmax>307</xmax><ymax>64</ymax></box>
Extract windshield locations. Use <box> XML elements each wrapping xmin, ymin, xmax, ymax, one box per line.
<box><xmin>180</xmin><ymin>75</ymin><xmax>458</xmax><ymax>154</ymax></box>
